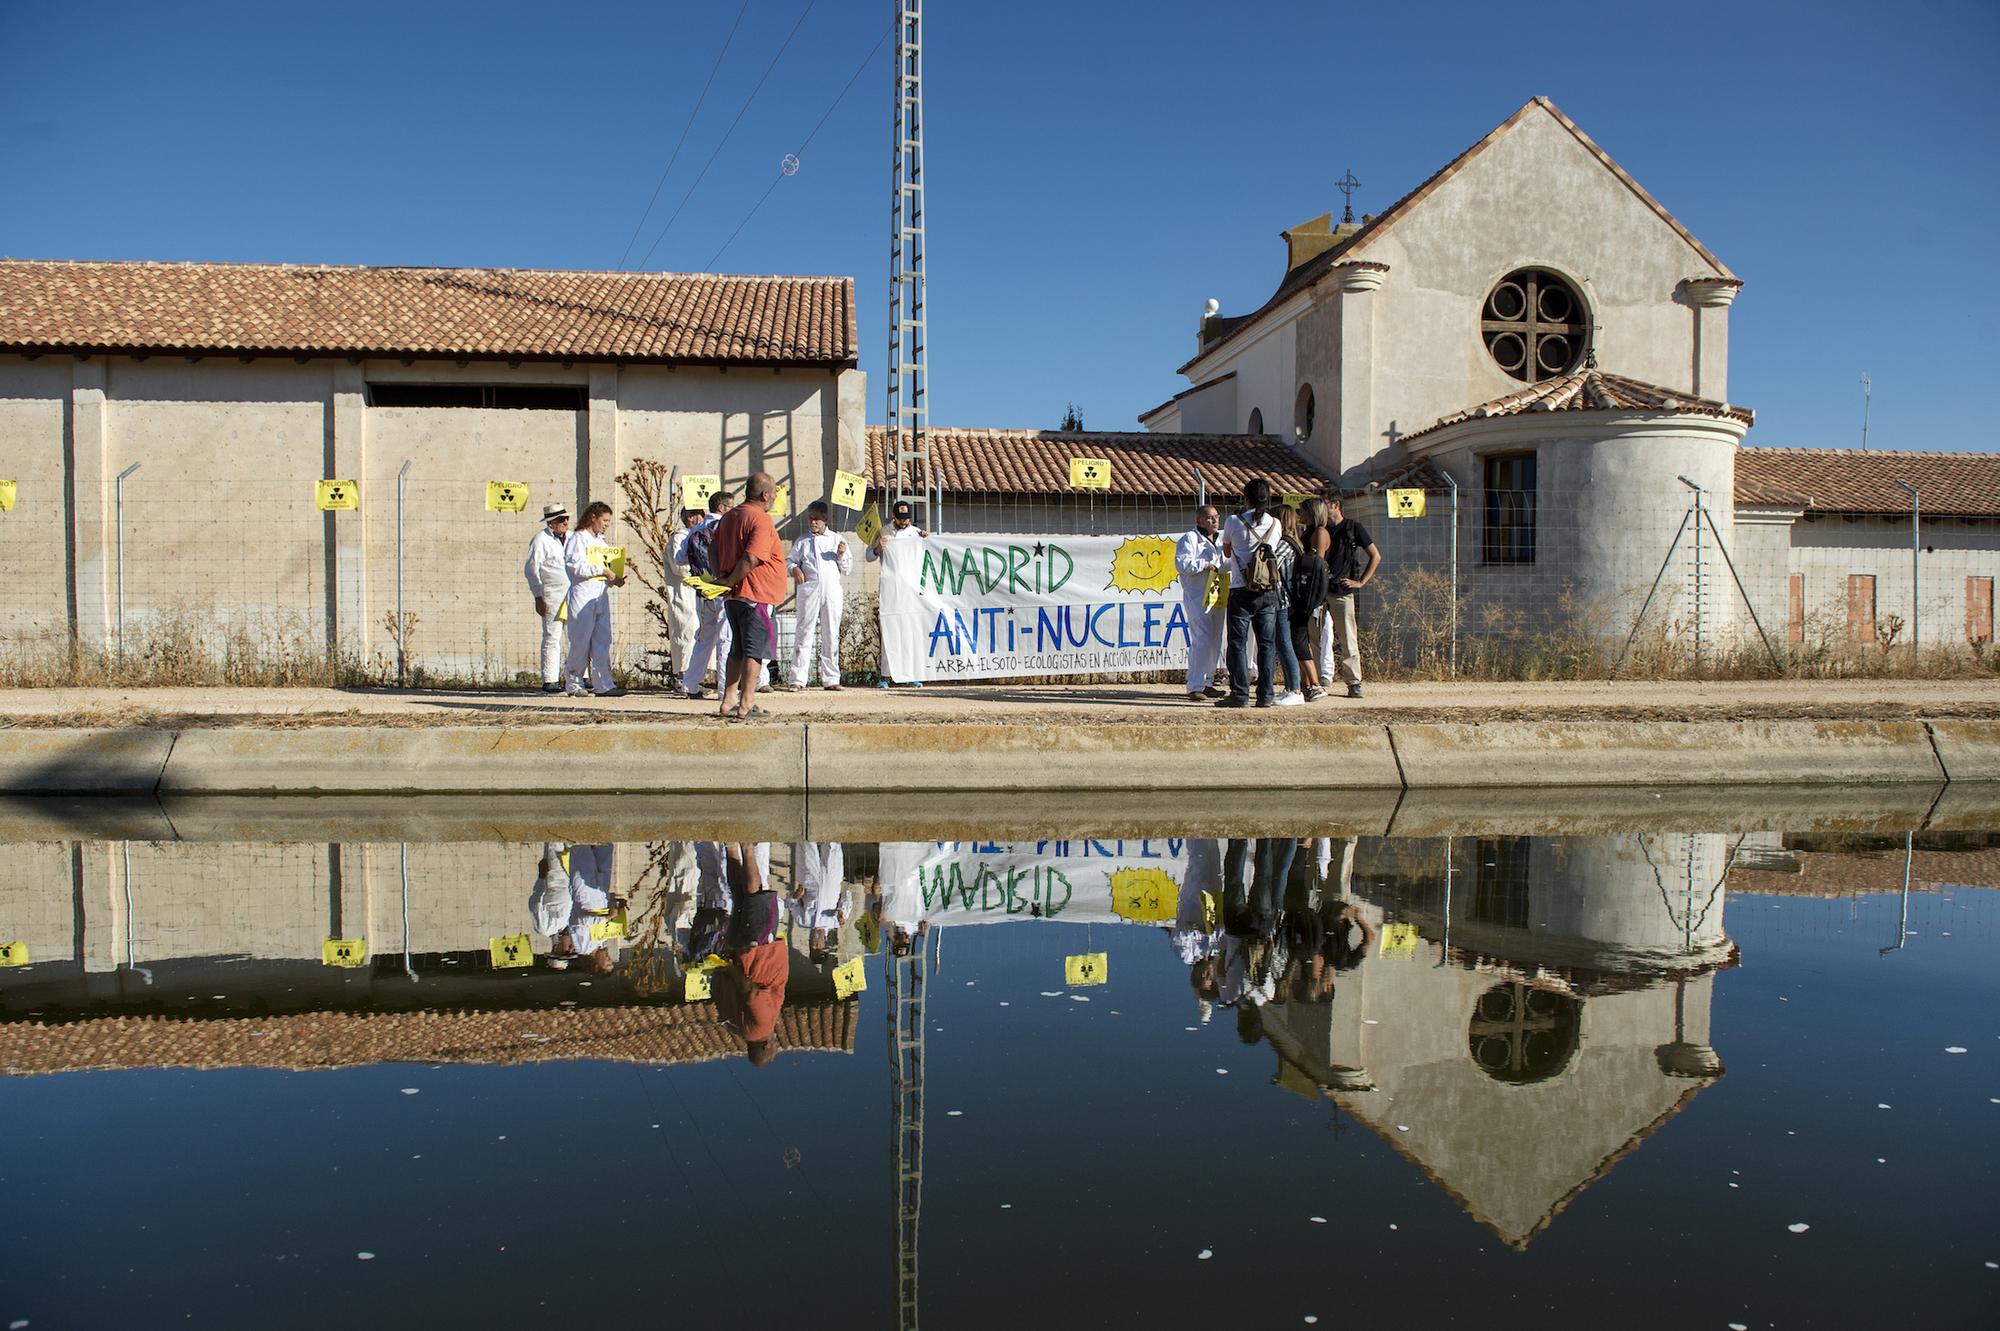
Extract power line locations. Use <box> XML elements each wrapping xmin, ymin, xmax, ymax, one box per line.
<box><xmin>615</xmin><ymin>0</ymin><xmax>751</xmax><ymax>271</ymax></box>
<box><xmin>633</xmin><ymin>0</ymin><xmax>819</xmax><ymax>271</ymax></box>
<box><xmin>707</xmin><ymin>23</ymin><xmax>890</xmax><ymax>268</ymax></box>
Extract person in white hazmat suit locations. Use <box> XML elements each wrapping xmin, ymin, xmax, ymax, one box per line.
<box><xmin>783</xmin><ymin>500</ymin><xmax>854</xmax><ymax>690</ymax></box>
<box><xmin>528</xmin><ymin>840</ymin><xmax>574</xmax><ymax>947</ymax></box>
<box><xmin>665</xmin><ymin>505</ymin><xmax>706</xmax><ymax>688</ymax></box>
<box><xmin>681</xmin><ymin>492</ymin><xmax>735</xmax><ymax>699</ymax></box>
<box><xmin>557</xmin><ymin>842</ymin><xmax>621</xmax><ymax>974</ymax></box>
<box><xmin>522</xmin><ymin>505</ymin><xmax>572</xmax><ymax>693</ymax></box>
<box><xmin>563</xmin><ymin>501</ymin><xmax>628</xmax><ymax>697</ymax></box>
<box><xmin>790</xmin><ymin>840</ymin><xmax>849</xmax><ymax>960</ymax></box>
<box><xmin>1175</xmin><ymin>504</ymin><xmax>1227</xmax><ymax>701</ymax></box>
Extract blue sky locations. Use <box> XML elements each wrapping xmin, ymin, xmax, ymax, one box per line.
<box><xmin>2</xmin><ymin>0</ymin><xmax>1994</xmax><ymax>450</ymax></box>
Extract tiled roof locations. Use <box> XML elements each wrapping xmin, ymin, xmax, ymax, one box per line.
<box><xmin>1735</xmin><ymin>448</ymin><xmax>2000</xmax><ymax>517</ymax></box>
<box><xmin>0</xmin><ymin>259</ymin><xmax>856</xmax><ymax>365</ymax></box>
<box><xmin>1181</xmin><ymin>97</ymin><xmax>1734</xmax><ymax>374</ymax></box>
<box><xmin>0</xmin><ymin>1000</ymin><xmax>857</xmax><ymax>1075</ymax></box>
<box><xmin>1401</xmin><ymin>367</ymin><xmax>1754</xmax><ymax>445</ymax></box>
<box><xmin>864</xmin><ymin>427</ymin><xmax>1330</xmax><ymax>498</ymax></box>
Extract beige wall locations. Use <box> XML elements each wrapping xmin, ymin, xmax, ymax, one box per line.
<box><xmin>0</xmin><ymin>353</ymin><xmax>865</xmax><ymax>679</ymax></box>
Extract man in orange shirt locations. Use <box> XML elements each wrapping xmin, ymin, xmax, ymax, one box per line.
<box><xmin>712</xmin><ymin>472</ymin><xmax>788</xmax><ymax>719</ymax></box>
<box><xmin>714</xmin><ymin>841</ymin><xmax>789</xmax><ymax>1066</ymax></box>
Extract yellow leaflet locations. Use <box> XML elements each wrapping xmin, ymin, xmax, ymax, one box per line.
<box><xmin>0</xmin><ymin>480</ymin><xmax>16</xmax><ymax>511</ymax></box>
<box><xmin>684</xmin><ymin>574</ymin><xmax>730</xmax><ymax>600</ymax></box>
<box><xmin>1110</xmin><ymin>867</ymin><xmax>1177</xmax><ymax>923</ymax></box>
<box><xmin>681</xmin><ymin>474</ymin><xmax>722</xmax><ymax>511</ymax></box>
<box><xmin>1200</xmin><ymin>890</ymin><xmax>1219</xmax><ymax>933</ymax></box>
<box><xmin>1387</xmin><ymin>488</ymin><xmax>1426</xmax><ymax>519</ymax></box>
<box><xmin>1380</xmin><ymin>921</ymin><xmax>1419</xmax><ymax>959</ymax></box>
<box><xmin>589</xmin><ymin>911</ymin><xmax>628</xmax><ymax>943</ymax></box>
<box><xmin>321</xmin><ymin>938</ymin><xmax>367</xmax><ymax>968</ymax></box>
<box><xmin>770</xmin><ymin>484</ymin><xmax>790</xmax><ymax>519</ymax></box>
<box><xmin>1065</xmin><ymin>952</ymin><xmax>1108</xmax><ymax>986</ymax></box>
<box><xmin>830</xmin><ymin>469</ymin><xmax>868</xmax><ymax>510</ymax></box>
<box><xmin>490</xmin><ymin>933</ymin><xmax>535</xmax><ymax>969</ymax></box>
<box><xmin>0</xmin><ymin>940</ymin><xmax>29</xmax><ymax>967</ymax></box>
<box><xmin>587</xmin><ymin>545</ymin><xmax>627</xmax><ymax>579</ymax></box>
<box><xmin>485</xmin><ymin>480</ymin><xmax>529</xmax><ymax>513</ymax></box>
<box><xmin>315</xmin><ymin>479</ymin><xmax>358</xmax><ymax>511</ymax></box>
<box><xmin>683</xmin><ymin>968</ymin><xmax>713</xmax><ymax>1001</ymax></box>
<box><xmin>1069</xmin><ymin>457</ymin><xmax>1111</xmax><ymax>490</ymax></box>
<box><xmin>855</xmin><ymin>503</ymin><xmax>882</xmax><ymax>547</ymax></box>
<box><xmin>555</xmin><ymin>598</ymin><xmax>568</xmax><ymax>622</ymax></box>
<box><xmin>832</xmin><ymin>956</ymin><xmax>867</xmax><ymax>999</ymax></box>
<box><xmin>693</xmin><ymin>953</ymin><xmax>730</xmax><ymax>971</ymax></box>
<box><xmin>1202</xmin><ymin>569</ymin><xmax>1228</xmax><ymax>611</ymax></box>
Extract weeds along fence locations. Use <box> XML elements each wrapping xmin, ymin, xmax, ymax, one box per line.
<box><xmin>3</xmin><ymin>459</ymin><xmax>1993</xmax><ymax>687</ymax></box>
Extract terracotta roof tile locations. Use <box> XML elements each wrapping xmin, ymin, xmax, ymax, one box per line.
<box><xmin>0</xmin><ymin>259</ymin><xmax>856</xmax><ymax>365</ymax></box>
<box><xmin>0</xmin><ymin>1000</ymin><xmax>857</xmax><ymax>1075</ymax></box>
<box><xmin>1401</xmin><ymin>366</ymin><xmax>1754</xmax><ymax>445</ymax></box>
<box><xmin>1735</xmin><ymin>448</ymin><xmax>2000</xmax><ymax>518</ymax></box>
<box><xmin>865</xmin><ymin>427</ymin><xmax>1330</xmax><ymax>499</ymax></box>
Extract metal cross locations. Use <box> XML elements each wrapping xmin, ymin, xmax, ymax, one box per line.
<box><xmin>1336</xmin><ymin>168</ymin><xmax>1362</xmax><ymax>223</ymax></box>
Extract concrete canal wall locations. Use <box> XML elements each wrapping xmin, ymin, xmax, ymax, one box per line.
<box><xmin>1</xmin><ymin>717</ymin><xmax>1993</xmax><ymax>796</ymax></box>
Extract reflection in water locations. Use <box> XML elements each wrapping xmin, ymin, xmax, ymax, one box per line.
<box><xmin>3</xmin><ymin>823</ymin><xmax>1997</xmax><ymax>1326</ymax></box>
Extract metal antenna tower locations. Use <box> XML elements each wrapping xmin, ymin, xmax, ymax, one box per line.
<box><xmin>887</xmin><ymin>940</ymin><xmax>927</xmax><ymax>1330</ymax></box>
<box><xmin>888</xmin><ymin>0</ymin><xmax>930</xmax><ymax>521</ymax></box>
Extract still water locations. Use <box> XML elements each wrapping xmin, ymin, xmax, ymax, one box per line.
<box><xmin>1</xmin><ymin>794</ymin><xmax>1996</xmax><ymax>1329</ymax></box>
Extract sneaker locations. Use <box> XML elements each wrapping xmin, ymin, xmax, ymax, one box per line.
<box><xmin>876</xmin><ymin>680</ymin><xmax>892</xmax><ymax>689</ymax></box>
<box><xmin>1214</xmin><ymin>696</ymin><xmax>1249</xmax><ymax>709</ymax></box>
<box><xmin>1186</xmin><ymin>691</ymin><xmax>1207</xmax><ymax>702</ymax></box>
<box><xmin>1274</xmin><ymin>691</ymin><xmax>1305</xmax><ymax>707</ymax></box>
<box><xmin>908</xmin><ymin>681</ymin><xmax>924</xmax><ymax>689</ymax></box>
<box><xmin>1203</xmin><ymin>684</ymin><xmax>1228</xmax><ymax>698</ymax></box>
<box><xmin>594</xmin><ymin>686</ymin><xmax>629</xmax><ymax>698</ymax></box>
<box><xmin>563</xmin><ymin>681</ymin><xmax>589</xmax><ymax>697</ymax></box>
<box><xmin>1347</xmin><ymin>683</ymin><xmax>1365</xmax><ymax>699</ymax></box>
<box><xmin>540</xmin><ymin>682</ymin><xmax>562</xmax><ymax>694</ymax></box>
<box><xmin>1254</xmin><ymin>698</ymin><xmax>1275</xmax><ymax>708</ymax></box>
<box><xmin>683</xmin><ymin>688</ymin><xmax>708</xmax><ymax>700</ymax></box>
<box><xmin>1304</xmin><ymin>685</ymin><xmax>1326</xmax><ymax>702</ymax></box>
<box><xmin>823</xmin><ymin>682</ymin><xmax>844</xmax><ymax>691</ymax></box>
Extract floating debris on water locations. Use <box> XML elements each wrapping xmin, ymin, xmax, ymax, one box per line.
<box><xmin>1945</xmin><ymin>1047</ymin><xmax>1967</xmax><ymax>1054</ymax></box>
<box><xmin>1197</xmin><ymin>1248</ymin><xmax>1213</xmax><ymax>1260</ymax></box>
<box><xmin>357</xmin><ymin>1251</ymin><xmax>376</xmax><ymax>1260</ymax></box>
<box><xmin>400</xmin><ymin>1088</ymin><xmax>419</xmax><ymax>1096</ymax></box>
<box><xmin>1788</xmin><ymin>1223</ymin><xmax>1811</xmax><ymax>1233</ymax></box>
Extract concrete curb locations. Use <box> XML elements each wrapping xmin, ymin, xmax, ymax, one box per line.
<box><xmin>804</xmin><ymin>721</ymin><xmax>1405</xmax><ymax>793</ymax></box>
<box><xmin>1386</xmin><ymin>719</ymin><xmax>1945</xmax><ymax>788</ymax></box>
<box><xmin>155</xmin><ymin>724</ymin><xmax>803</xmax><ymax>795</ymax></box>
<box><xmin>0</xmin><ymin>727</ymin><xmax>177</xmax><ymax>794</ymax></box>
<box><xmin>1923</xmin><ymin>720</ymin><xmax>2000</xmax><ymax>783</ymax></box>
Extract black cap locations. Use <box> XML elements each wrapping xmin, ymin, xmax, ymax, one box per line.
<box><xmin>891</xmin><ymin>500</ymin><xmax>914</xmax><ymax>519</ymax></box>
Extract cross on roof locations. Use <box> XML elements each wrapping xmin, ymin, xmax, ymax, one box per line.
<box><xmin>1336</xmin><ymin>168</ymin><xmax>1362</xmax><ymax>224</ymax></box>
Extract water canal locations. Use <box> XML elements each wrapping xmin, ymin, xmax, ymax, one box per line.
<box><xmin>1</xmin><ymin>793</ymin><xmax>1996</xmax><ymax>1329</ymax></box>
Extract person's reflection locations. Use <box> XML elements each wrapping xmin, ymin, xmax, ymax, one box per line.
<box><xmin>791</xmin><ymin>840</ymin><xmax>849</xmax><ymax>965</ymax></box>
<box><xmin>550</xmin><ymin>843</ymin><xmax>623</xmax><ymax>976</ymax></box>
<box><xmin>714</xmin><ymin>842</ymin><xmax>789</xmax><ymax>1067</ymax></box>
<box><xmin>1219</xmin><ymin>837</ymin><xmax>1296</xmax><ymax>1016</ymax></box>
<box><xmin>1171</xmin><ymin>838</ymin><xmax>1225</xmax><ymax>1024</ymax></box>
<box><xmin>529</xmin><ymin>840</ymin><xmax>574</xmax><ymax>959</ymax></box>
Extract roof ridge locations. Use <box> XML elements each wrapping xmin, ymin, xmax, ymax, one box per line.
<box><xmin>1740</xmin><ymin>446</ymin><xmax>1994</xmax><ymax>460</ymax></box>
<box><xmin>0</xmin><ymin>257</ymin><xmax>850</xmax><ymax>284</ymax></box>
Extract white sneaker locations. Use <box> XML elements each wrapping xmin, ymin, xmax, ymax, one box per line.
<box><xmin>1274</xmin><ymin>690</ymin><xmax>1305</xmax><ymax>707</ymax></box>
<box><xmin>563</xmin><ymin>679</ymin><xmax>588</xmax><ymax>697</ymax></box>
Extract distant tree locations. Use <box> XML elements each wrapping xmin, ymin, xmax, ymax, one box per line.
<box><xmin>1059</xmin><ymin>402</ymin><xmax>1086</xmax><ymax>431</ymax></box>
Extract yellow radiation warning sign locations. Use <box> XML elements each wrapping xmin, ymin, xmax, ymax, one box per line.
<box><xmin>1386</xmin><ymin>488</ymin><xmax>1426</xmax><ymax>519</ymax></box>
<box><xmin>832</xmin><ymin>956</ymin><xmax>867</xmax><ymax>1000</ymax></box>
<box><xmin>485</xmin><ymin>480</ymin><xmax>529</xmax><ymax>513</ymax></box>
<box><xmin>831</xmin><ymin>469</ymin><xmax>868</xmax><ymax>510</ymax></box>
<box><xmin>588</xmin><ymin>910</ymin><xmax>628</xmax><ymax>944</ymax></box>
<box><xmin>1202</xmin><ymin>568</ymin><xmax>1228</xmax><ymax>611</ymax></box>
<box><xmin>316</xmin><ymin>479</ymin><xmax>359</xmax><ymax>511</ymax></box>
<box><xmin>0</xmin><ymin>941</ymin><xmax>29</xmax><ymax>967</ymax></box>
<box><xmin>1283</xmin><ymin>492</ymin><xmax>1317</xmax><ymax>512</ymax></box>
<box><xmin>1069</xmin><ymin>457</ymin><xmax>1112</xmax><ymax>490</ymax></box>
<box><xmin>1065</xmin><ymin>952</ymin><xmax>1108</xmax><ymax>986</ymax></box>
<box><xmin>770</xmin><ymin>483</ymin><xmax>790</xmax><ymax>520</ymax></box>
<box><xmin>855</xmin><ymin>502</ymin><xmax>882</xmax><ymax>546</ymax></box>
<box><xmin>587</xmin><ymin>545</ymin><xmax>627</xmax><ymax>580</ymax></box>
<box><xmin>322</xmin><ymin>938</ymin><xmax>367</xmax><ymax>968</ymax></box>
<box><xmin>1106</xmin><ymin>536</ymin><xmax>1178</xmax><ymax>595</ymax></box>
<box><xmin>681</xmin><ymin>474</ymin><xmax>722</xmax><ymax>511</ymax></box>
<box><xmin>490</xmin><ymin>933</ymin><xmax>534</xmax><ymax>969</ymax></box>
<box><xmin>683</xmin><ymin>967</ymin><xmax>713</xmax><ymax>1001</ymax></box>
<box><xmin>1110</xmin><ymin>867</ymin><xmax>1177</xmax><ymax>923</ymax></box>
<box><xmin>1379</xmin><ymin>921</ymin><xmax>1419</xmax><ymax>959</ymax></box>
<box><xmin>0</xmin><ymin>480</ymin><xmax>16</xmax><ymax>511</ymax></box>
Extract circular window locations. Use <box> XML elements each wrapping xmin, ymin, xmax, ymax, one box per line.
<box><xmin>1247</xmin><ymin>407</ymin><xmax>1264</xmax><ymax>435</ymax></box>
<box><xmin>1294</xmin><ymin>384</ymin><xmax>1315</xmax><ymax>445</ymax></box>
<box><xmin>1467</xmin><ymin>982</ymin><xmax>1581</xmax><ymax>1084</ymax></box>
<box><xmin>1482</xmin><ymin>268</ymin><xmax>1589</xmax><ymax>383</ymax></box>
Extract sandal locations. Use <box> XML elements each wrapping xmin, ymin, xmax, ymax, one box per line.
<box><xmin>742</xmin><ymin>705</ymin><xmax>772</xmax><ymax>719</ymax></box>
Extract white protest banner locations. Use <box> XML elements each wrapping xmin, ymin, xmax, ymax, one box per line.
<box><xmin>879</xmin><ymin>532</ymin><xmax>1194</xmax><ymax>681</ymax></box>
<box><xmin>877</xmin><ymin>840</ymin><xmax>1200</xmax><ymax>928</ymax></box>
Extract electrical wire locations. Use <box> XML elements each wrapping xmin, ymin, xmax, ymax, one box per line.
<box><xmin>633</xmin><ymin>0</ymin><xmax>820</xmax><ymax>271</ymax></box>
<box><xmin>706</xmin><ymin>22</ymin><xmax>891</xmax><ymax>268</ymax></box>
<box><xmin>615</xmin><ymin>0</ymin><xmax>752</xmax><ymax>271</ymax></box>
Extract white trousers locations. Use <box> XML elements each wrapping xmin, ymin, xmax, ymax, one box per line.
<box><xmin>1183</xmin><ymin>595</ymin><xmax>1225</xmax><ymax>692</ymax></box>
<box><xmin>666</xmin><ymin>584</ymin><xmax>699</xmax><ymax>679</ymax></box>
<box><xmin>566</xmin><ymin>596</ymin><xmax>614</xmax><ymax>693</ymax></box>
<box><xmin>791</xmin><ymin>582</ymin><xmax>844</xmax><ymax>686</ymax></box>
<box><xmin>685</xmin><ymin>596</ymin><xmax>732</xmax><ymax>693</ymax></box>
<box><xmin>1315</xmin><ymin>597</ymin><xmax>1362</xmax><ymax>686</ymax></box>
<box><xmin>538</xmin><ymin>607</ymin><xmax>567</xmax><ymax>684</ymax></box>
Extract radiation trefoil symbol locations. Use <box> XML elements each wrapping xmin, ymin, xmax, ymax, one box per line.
<box><xmin>1106</xmin><ymin>536</ymin><xmax>1178</xmax><ymax>594</ymax></box>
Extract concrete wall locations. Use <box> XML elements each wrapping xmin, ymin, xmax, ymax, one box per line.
<box><xmin>1787</xmin><ymin>514</ymin><xmax>2000</xmax><ymax>656</ymax></box>
<box><xmin>0</xmin><ymin>353</ymin><xmax>865</xmax><ymax>679</ymax></box>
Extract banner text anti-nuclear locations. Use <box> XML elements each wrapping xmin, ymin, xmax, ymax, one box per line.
<box><xmin>879</xmin><ymin>533</ymin><xmax>1195</xmax><ymax>680</ymax></box>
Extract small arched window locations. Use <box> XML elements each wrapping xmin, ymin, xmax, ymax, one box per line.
<box><xmin>1247</xmin><ymin>407</ymin><xmax>1264</xmax><ymax>435</ymax></box>
<box><xmin>1294</xmin><ymin>384</ymin><xmax>1315</xmax><ymax>445</ymax></box>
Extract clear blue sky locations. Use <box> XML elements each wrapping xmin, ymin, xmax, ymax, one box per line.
<box><xmin>2</xmin><ymin>0</ymin><xmax>1994</xmax><ymax>451</ymax></box>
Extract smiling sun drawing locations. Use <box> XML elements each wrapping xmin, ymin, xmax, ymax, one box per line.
<box><xmin>1105</xmin><ymin>536</ymin><xmax>1178</xmax><ymax>594</ymax></box>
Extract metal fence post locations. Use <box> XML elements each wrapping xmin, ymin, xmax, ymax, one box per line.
<box><xmin>396</xmin><ymin>459</ymin><xmax>412</xmax><ymax>685</ymax></box>
<box><xmin>1893</xmin><ymin>480</ymin><xmax>1919</xmax><ymax>661</ymax></box>
<box><xmin>113</xmin><ymin>462</ymin><xmax>141</xmax><ymax>658</ymax></box>
<box><xmin>1445</xmin><ymin>471</ymin><xmax>1459</xmax><ymax>676</ymax></box>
